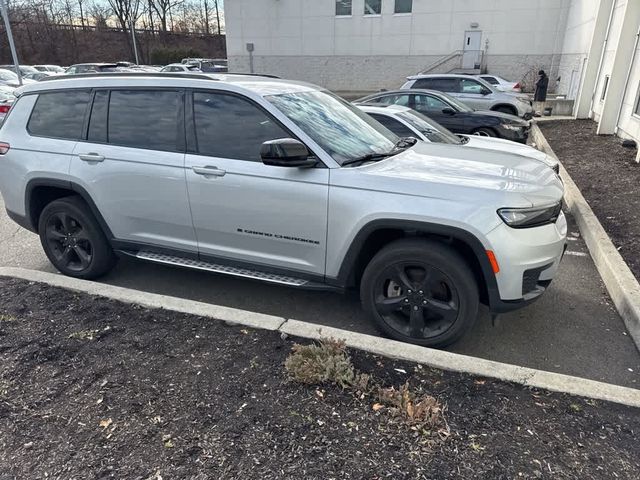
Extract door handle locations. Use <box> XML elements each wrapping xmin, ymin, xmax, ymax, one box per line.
<box><xmin>192</xmin><ymin>166</ymin><xmax>226</xmax><ymax>177</ymax></box>
<box><xmin>78</xmin><ymin>153</ymin><xmax>105</xmax><ymax>162</ymax></box>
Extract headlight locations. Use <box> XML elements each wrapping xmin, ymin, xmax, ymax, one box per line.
<box><xmin>502</xmin><ymin>124</ymin><xmax>524</xmax><ymax>131</ymax></box>
<box><xmin>498</xmin><ymin>202</ymin><xmax>562</xmax><ymax>228</ymax></box>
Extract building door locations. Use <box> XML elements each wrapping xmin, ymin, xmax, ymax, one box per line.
<box><xmin>462</xmin><ymin>31</ymin><xmax>483</xmax><ymax>69</ymax></box>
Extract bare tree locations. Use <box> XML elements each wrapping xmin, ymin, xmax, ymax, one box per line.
<box><xmin>148</xmin><ymin>0</ymin><xmax>182</xmax><ymax>32</ymax></box>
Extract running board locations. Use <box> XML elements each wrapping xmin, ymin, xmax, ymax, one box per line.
<box><xmin>134</xmin><ymin>250</ymin><xmax>310</xmax><ymax>287</ymax></box>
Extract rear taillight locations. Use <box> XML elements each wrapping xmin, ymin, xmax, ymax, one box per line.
<box><xmin>513</xmin><ymin>83</ymin><xmax>521</xmax><ymax>89</ymax></box>
<box><xmin>0</xmin><ymin>142</ymin><xmax>10</xmax><ymax>154</ymax></box>
<box><xmin>0</xmin><ymin>105</ymin><xmax>11</xmax><ymax>114</ymax></box>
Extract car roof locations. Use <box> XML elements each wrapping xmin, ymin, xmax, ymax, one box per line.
<box><xmin>356</xmin><ymin>104</ymin><xmax>412</xmax><ymax>115</ymax></box>
<box><xmin>70</xmin><ymin>63</ymin><xmax>118</xmax><ymax>67</ymax></box>
<box><xmin>16</xmin><ymin>72</ymin><xmax>324</xmax><ymax>98</ymax></box>
<box><xmin>354</xmin><ymin>88</ymin><xmax>447</xmax><ymax>102</ymax></box>
<box><xmin>407</xmin><ymin>73</ymin><xmax>484</xmax><ymax>80</ymax></box>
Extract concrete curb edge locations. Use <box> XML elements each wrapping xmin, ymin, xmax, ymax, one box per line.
<box><xmin>2</xmin><ymin>266</ymin><xmax>639</xmax><ymax>408</ymax></box>
<box><xmin>532</xmin><ymin>123</ymin><xmax>640</xmax><ymax>351</ymax></box>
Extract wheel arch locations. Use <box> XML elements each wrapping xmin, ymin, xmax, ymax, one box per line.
<box><xmin>490</xmin><ymin>103</ymin><xmax>518</xmax><ymax>116</ymax></box>
<box><xmin>24</xmin><ymin>178</ymin><xmax>113</xmax><ymax>238</ymax></box>
<box><xmin>332</xmin><ymin>220</ymin><xmax>500</xmax><ymax>309</ymax></box>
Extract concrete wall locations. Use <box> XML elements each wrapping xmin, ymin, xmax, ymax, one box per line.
<box><xmin>555</xmin><ymin>0</ymin><xmax>600</xmax><ymax>97</ymax></box>
<box><xmin>613</xmin><ymin>5</ymin><xmax>640</xmax><ymax>143</ymax></box>
<box><xmin>592</xmin><ymin>0</ymin><xmax>628</xmax><ymax>121</ymax></box>
<box><xmin>226</xmin><ymin>0</ymin><xmax>571</xmax><ymax>91</ymax></box>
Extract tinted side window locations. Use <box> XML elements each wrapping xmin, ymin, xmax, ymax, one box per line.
<box><xmin>414</xmin><ymin>94</ymin><xmax>450</xmax><ymax>112</ymax></box>
<box><xmin>481</xmin><ymin>76</ymin><xmax>499</xmax><ymax>85</ymax></box>
<box><xmin>108</xmin><ymin>90</ymin><xmax>181</xmax><ymax>151</ymax></box>
<box><xmin>369</xmin><ymin>113</ymin><xmax>414</xmax><ymax>137</ymax></box>
<box><xmin>27</xmin><ymin>90</ymin><xmax>91</xmax><ymax>140</ymax></box>
<box><xmin>193</xmin><ymin>92</ymin><xmax>290</xmax><ymax>161</ymax></box>
<box><xmin>377</xmin><ymin>94</ymin><xmax>410</xmax><ymax>106</ymax></box>
<box><xmin>414</xmin><ymin>78</ymin><xmax>460</xmax><ymax>93</ymax></box>
<box><xmin>460</xmin><ymin>78</ymin><xmax>485</xmax><ymax>94</ymax></box>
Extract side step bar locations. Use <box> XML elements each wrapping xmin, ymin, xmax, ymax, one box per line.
<box><xmin>134</xmin><ymin>250</ymin><xmax>311</xmax><ymax>287</ymax></box>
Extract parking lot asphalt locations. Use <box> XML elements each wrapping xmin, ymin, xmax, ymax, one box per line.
<box><xmin>1</xmin><ymin>194</ymin><xmax>639</xmax><ymax>388</ymax></box>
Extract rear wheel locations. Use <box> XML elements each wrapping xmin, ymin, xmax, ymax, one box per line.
<box><xmin>38</xmin><ymin>196</ymin><xmax>117</xmax><ymax>279</ymax></box>
<box><xmin>360</xmin><ymin>239</ymin><xmax>479</xmax><ymax>348</ymax></box>
<box><xmin>472</xmin><ymin>127</ymin><xmax>497</xmax><ymax>137</ymax></box>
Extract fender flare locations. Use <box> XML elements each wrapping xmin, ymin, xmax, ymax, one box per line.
<box><xmin>332</xmin><ymin>219</ymin><xmax>501</xmax><ymax>310</ymax></box>
<box><xmin>24</xmin><ymin>178</ymin><xmax>114</xmax><ymax>238</ymax></box>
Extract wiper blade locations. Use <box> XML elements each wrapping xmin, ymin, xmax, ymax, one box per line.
<box><xmin>341</xmin><ymin>152</ymin><xmax>394</xmax><ymax>167</ymax></box>
<box><xmin>341</xmin><ymin>137</ymin><xmax>418</xmax><ymax>167</ymax></box>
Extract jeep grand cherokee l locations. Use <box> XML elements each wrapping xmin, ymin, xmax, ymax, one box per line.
<box><xmin>0</xmin><ymin>73</ymin><xmax>567</xmax><ymax>348</ymax></box>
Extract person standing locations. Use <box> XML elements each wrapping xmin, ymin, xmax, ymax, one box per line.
<box><xmin>534</xmin><ymin>69</ymin><xmax>549</xmax><ymax>116</ymax></box>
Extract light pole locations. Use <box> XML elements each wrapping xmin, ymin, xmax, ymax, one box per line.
<box><xmin>130</xmin><ymin>17</ymin><xmax>139</xmax><ymax>65</ymax></box>
<box><xmin>0</xmin><ymin>0</ymin><xmax>22</xmax><ymax>85</ymax></box>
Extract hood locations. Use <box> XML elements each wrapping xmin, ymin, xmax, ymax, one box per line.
<box><xmin>463</xmin><ymin>135</ymin><xmax>558</xmax><ymax>169</ymax></box>
<box><xmin>474</xmin><ymin>109</ymin><xmax>528</xmax><ymax>125</ymax></box>
<box><xmin>337</xmin><ymin>141</ymin><xmax>563</xmax><ymax>208</ymax></box>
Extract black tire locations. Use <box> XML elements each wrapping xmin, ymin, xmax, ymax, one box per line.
<box><xmin>493</xmin><ymin>105</ymin><xmax>518</xmax><ymax>116</ymax></box>
<box><xmin>472</xmin><ymin>127</ymin><xmax>497</xmax><ymax>137</ymax></box>
<box><xmin>360</xmin><ymin>238</ymin><xmax>479</xmax><ymax>348</ymax></box>
<box><xmin>38</xmin><ymin>196</ymin><xmax>117</xmax><ymax>279</ymax></box>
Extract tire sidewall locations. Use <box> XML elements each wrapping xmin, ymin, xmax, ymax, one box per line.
<box><xmin>38</xmin><ymin>197</ymin><xmax>115</xmax><ymax>279</ymax></box>
<box><xmin>361</xmin><ymin>241</ymin><xmax>479</xmax><ymax>348</ymax></box>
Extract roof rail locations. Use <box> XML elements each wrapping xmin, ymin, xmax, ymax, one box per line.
<box><xmin>37</xmin><ymin>72</ymin><xmax>221</xmax><ymax>82</ymax></box>
<box><xmin>37</xmin><ymin>71</ymin><xmax>281</xmax><ymax>83</ymax></box>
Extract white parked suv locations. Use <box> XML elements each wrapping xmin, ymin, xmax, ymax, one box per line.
<box><xmin>357</xmin><ymin>104</ymin><xmax>559</xmax><ymax>173</ymax></box>
<box><xmin>402</xmin><ymin>74</ymin><xmax>533</xmax><ymax>118</ymax></box>
<box><xmin>0</xmin><ymin>73</ymin><xmax>567</xmax><ymax>347</ymax></box>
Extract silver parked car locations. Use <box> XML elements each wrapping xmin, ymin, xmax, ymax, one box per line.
<box><xmin>357</xmin><ymin>104</ymin><xmax>559</xmax><ymax>173</ymax></box>
<box><xmin>401</xmin><ymin>74</ymin><xmax>533</xmax><ymax>118</ymax></box>
<box><xmin>0</xmin><ymin>73</ymin><xmax>566</xmax><ymax>348</ymax></box>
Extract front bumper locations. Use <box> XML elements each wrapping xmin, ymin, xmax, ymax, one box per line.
<box><xmin>496</xmin><ymin>124</ymin><xmax>530</xmax><ymax>143</ymax></box>
<box><xmin>485</xmin><ymin>210</ymin><xmax>567</xmax><ymax>312</ymax></box>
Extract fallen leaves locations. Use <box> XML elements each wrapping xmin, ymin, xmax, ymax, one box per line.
<box><xmin>99</xmin><ymin>418</ymin><xmax>112</xmax><ymax>429</ymax></box>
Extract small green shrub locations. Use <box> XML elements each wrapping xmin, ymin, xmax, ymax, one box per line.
<box><xmin>285</xmin><ymin>339</ymin><xmax>369</xmax><ymax>390</ymax></box>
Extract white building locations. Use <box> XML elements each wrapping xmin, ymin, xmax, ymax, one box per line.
<box><xmin>226</xmin><ymin>0</ymin><xmax>640</xmax><ymax>152</ymax></box>
<box><xmin>557</xmin><ymin>0</ymin><xmax>640</xmax><ymax>159</ymax></box>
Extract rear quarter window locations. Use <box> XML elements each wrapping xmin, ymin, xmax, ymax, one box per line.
<box><xmin>27</xmin><ymin>90</ymin><xmax>91</xmax><ymax>140</ymax></box>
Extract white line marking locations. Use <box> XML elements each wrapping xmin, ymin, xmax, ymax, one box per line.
<box><xmin>566</xmin><ymin>251</ymin><xmax>588</xmax><ymax>257</ymax></box>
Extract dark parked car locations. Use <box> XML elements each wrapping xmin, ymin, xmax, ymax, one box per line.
<box><xmin>354</xmin><ymin>89</ymin><xmax>530</xmax><ymax>143</ymax></box>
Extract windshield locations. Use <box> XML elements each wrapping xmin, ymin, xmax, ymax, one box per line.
<box><xmin>397</xmin><ymin>110</ymin><xmax>462</xmax><ymax>145</ymax></box>
<box><xmin>267</xmin><ymin>90</ymin><xmax>398</xmax><ymax>165</ymax></box>
<box><xmin>0</xmin><ymin>70</ymin><xmax>18</xmax><ymax>81</ymax></box>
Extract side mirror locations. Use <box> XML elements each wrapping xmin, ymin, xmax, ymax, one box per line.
<box><xmin>260</xmin><ymin>138</ymin><xmax>317</xmax><ymax>167</ymax></box>
<box><xmin>442</xmin><ymin>108</ymin><xmax>456</xmax><ymax>115</ymax></box>
<box><xmin>481</xmin><ymin>89</ymin><xmax>492</xmax><ymax>96</ymax></box>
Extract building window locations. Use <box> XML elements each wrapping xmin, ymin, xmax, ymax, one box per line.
<box><xmin>601</xmin><ymin>75</ymin><xmax>610</xmax><ymax>101</ymax></box>
<box><xmin>395</xmin><ymin>0</ymin><xmax>412</xmax><ymax>13</ymax></box>
<box><xmin>336</xmin><ymin>0</ymin><xmax>352</xmax><ymax>16</ymax></box>
<box><xmin>364</xmin><ymin>0</ymin><xmax>382</xmax><ymax>15</ymax></box>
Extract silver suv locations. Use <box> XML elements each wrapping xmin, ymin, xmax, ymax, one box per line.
<box><xmin>0</xmin><ymin>73</ymin><xmax>566</xmax><ymax>348</ymax></box>
<box><xmin>401</xmin><ymin>74</ymin><xmax>533</xmax><ymax>118</ymax></box>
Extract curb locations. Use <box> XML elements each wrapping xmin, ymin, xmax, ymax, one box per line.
<box><xmin>2</xmin><ymin>266</ymin><xmax>639</xmax><ymax>408</ymax></box>
<box><xmin>532</xmin><ymin>123</ymin><xmax>640</xmax><ymax>351</ymax></box>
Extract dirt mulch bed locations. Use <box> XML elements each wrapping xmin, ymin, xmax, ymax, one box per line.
<box><xmin>0</xmin><ymin>277</ymin><xmax>639</xmax><ymax>479</ymax></box>
<box><xmin>538</xmin><ymin>120</ymin><xmax>640</xmax><ymax>280</ymax></box>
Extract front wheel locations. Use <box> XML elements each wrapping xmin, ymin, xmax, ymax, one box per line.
<box><xmin>472</xmin><ymin>127</ymin><xmax>497</xmax><ymax>137</ymax></box>
<box><xmin>360</xmin><ymin>239</ymin><xmax>479</xmax><ymax>348</ymax></box>
<box><xmin>38</xmin><ymin>196</ymin><xmax>117</xmax><ymax>279</ymax></box>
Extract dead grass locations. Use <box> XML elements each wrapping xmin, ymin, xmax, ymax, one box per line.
<box><xmin>285</xmin><ymin>339</ymin><xmax>448</xmax><ymax>439</ymax></box>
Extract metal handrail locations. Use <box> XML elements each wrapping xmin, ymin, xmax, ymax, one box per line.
<box><xmin>419</xmin><ymin>50</ymin><xmax>462</xmax><ymax>74</ymax></box>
